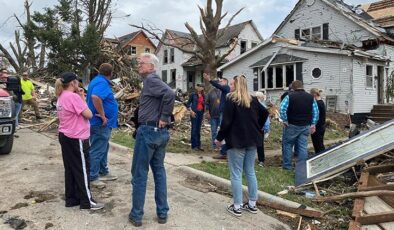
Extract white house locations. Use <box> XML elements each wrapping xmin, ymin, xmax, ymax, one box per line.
<box><xmin>156</xmin><ymin>20</ymin><xmax>263</xmax><ymax>91</ymax></box>
<box><xmin>218</xmin><ymin>0</ymin><xmax>394</xmax><ymax>123</ymax></box>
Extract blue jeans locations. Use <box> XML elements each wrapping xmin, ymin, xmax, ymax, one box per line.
<box><xmin>282</xmin><ymin>124</ymin><xmax>310</xmax><ymax>170</ymax></box>
<box><xmin>210</xmin><ymin>117</ymin><xmax>220</xmax><ymax>148</ymax></box>
<box><xmin>14</xmin><ymin>102</ymin><xmax>22</xmax><ymax>127</ymax></box>
<box><xmin>227</xmin><ymin>147</ymin><xmax>258</xmax><ymax>205</ymax></box>
<box><xmin>190</xmin><ymin>111</ymin><xmax>204</xmax><ymax>149</ymax></box>
<box><xmin>89</xmin><ymin>125</ymin><xmax>111</xmax><ymax>181</ymax></box>
<box><xmin>130</xmin><ymin>125</ymin><xmax>170</xmax><ymax>222</ymax></box>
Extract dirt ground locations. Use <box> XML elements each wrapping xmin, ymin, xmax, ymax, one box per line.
<box><xmin>0</xmin><ymin>128</ymin><xmax>290</xmax><ymax>230</ymax></box>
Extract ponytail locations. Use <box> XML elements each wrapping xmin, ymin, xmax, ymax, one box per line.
<box><xmin>55</xmin><ymin>78</ymin><xmax>70</xmax><ymax>97</ymax></box>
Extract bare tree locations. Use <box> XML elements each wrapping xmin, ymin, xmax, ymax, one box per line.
<box><xmin>132</xmin><ymin>0</ymin><xmax>243</xmax><ymax>78</ymax></box>
<box><xmin>0</xmin><ymin>30</ymin><xmax>28</xmax><ymax>73</ymax></box>
<box><xmin>14</xmin><ymin>0</ymin><xmax>37</xmax><ymax>71</ymax></box>
<box><xmin>80</xmin><ymin>0</ymin><xmax>112</xmax><ymax>37</ymax></box>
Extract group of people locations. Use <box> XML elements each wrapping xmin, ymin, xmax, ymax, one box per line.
<box><xmin>0</xmin><ymin>68</ymin><xmax>42</xmax><ymax>128</ymax></box>
<box><xmin>55</xmin><ymin>54</ymin><xmax>175</xmax><ymax>227</ymax></box>
<box><xmin>184</xmin><ymin>77</ymin><xmax>326</xmax><ymax>217</ymax></box>
<box><xmin>54</xmin><ymin>51</ymin><xmax>327</xmax><ymax>225</ymax></box>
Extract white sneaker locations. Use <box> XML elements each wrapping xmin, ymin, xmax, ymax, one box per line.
<box><xmin>90</xmin><ymin>203</ymin><xmax>105</xmax><ymax>210</ymax></box>
<box><xmin>99</xmin><ymin>174</ymin><xmax>118</xmax><ymax>181</ymax></box>
<box><xmin>90</xmin><ymin>180</ymin><xmax>106</xmax><ymax>189</ymax></box>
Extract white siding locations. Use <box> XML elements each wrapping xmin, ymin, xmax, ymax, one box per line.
<box><xmin>156</xmin><ymin>44</ymin><xmax>192</xmax><ymax>91</ymax></box>
<box><xmin>351</xmin><ymin>58</ymin><xmax>384</xmax><ymax>113</ymax></box>
<box><xmin>217</xmin><ymin>23</ymin><xmax>263</xmax><ymax>62</ymax></box>
<box><xmin>276</xmin><ymin>0</ymin><xmax>376</xmax><ymax>45</ymax></box>
<box><xmin>222</xmin><ymin>45</ymin><xmax>355</xmax><ymax>113</ymax></box>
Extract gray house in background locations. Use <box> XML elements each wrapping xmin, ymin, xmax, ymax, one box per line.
<box><xmin>156</xmin><ymin>20</ymin><xmax>263</xmax><ymax>91</ymax></box>
<box><xmin>218</xmin><ymin>0</ymin><xmax>394</xmax><ymax>123</ymax></box>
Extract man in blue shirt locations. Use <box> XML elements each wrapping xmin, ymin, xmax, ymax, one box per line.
<box><xmin>279</xmin><ymin>80</ymin><xmax>319</xmax><ymax>171</ymax></box>
<box><xmin>87</xmin><ymin>63</ymin><xmax>119</xmax><ymax>188</ymax></box>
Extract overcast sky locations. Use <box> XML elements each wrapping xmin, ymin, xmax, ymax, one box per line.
<box><xmin>0</xmin><ymin>0</ymin><xmax>373</xmax><ymax>50</ymax></box>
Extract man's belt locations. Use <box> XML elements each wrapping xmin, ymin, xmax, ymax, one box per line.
<box><xmin>139</xmin><ymin>121</ymin><xmax>158</xmax><ymax>127</ymax></box>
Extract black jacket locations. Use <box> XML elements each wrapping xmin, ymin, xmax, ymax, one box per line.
<box><xmin>216</xmin><ymin>96</ymin><xmax>269</xmax><ymax>149</ymax></box>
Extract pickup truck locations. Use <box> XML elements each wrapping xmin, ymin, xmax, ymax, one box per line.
<box><xmin>0</xmin><ymin>76</ymin><xmax>18</xmax><ymax>154</ymax></box>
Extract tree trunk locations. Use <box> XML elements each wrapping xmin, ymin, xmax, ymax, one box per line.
<box><xmin>0</xmin><ymin>44</ymin><xmax>20</xmax><ymax>72</ymax></box>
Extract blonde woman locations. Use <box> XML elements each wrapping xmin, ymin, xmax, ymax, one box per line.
<box><xmin>215</xmin><ymin>75</ymin><xmax>269</xmax><ymax>217</ymax></box>
<box><xmin>56</xmin><ymin>72</ymin><xmax>104</xmax><ymax>210</ymax></box>
<box><xmin>310</xmin><ymin>88</ymin><xmax>326</xmax><ymax>154</ymax></box>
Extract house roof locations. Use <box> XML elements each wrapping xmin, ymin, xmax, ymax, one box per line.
<box><xmin>115</xmin><ymin>30</ymin><xmax>157</xmax><ymax>49</ymax></box>
<box><xmin>218</xmin><ymin>36</ymin><xmax>389</xmax><ymax>71</ymax></box>
<box><xmin>182</xmin><ymin>56</ymin><xmax>229</xmax><ymax>67</ymax></box>
<box><xmin>249</xmin><ymin>54</ymin><xmax>307</xmax><ymax>68</ymax></box>
<box><xmin>362</xmin><ymin>0</ymin><xmax>394</xmax><ymax>27</ymax></box>
<box><xmin>274</xmin><ymin>0</ymin><xmax>394</xmax><ymax>43</ymax></box>
<box><xmin>157</xmin><ymin>20</ymin><xmax>263</xmax><ymax>53</ymax></box>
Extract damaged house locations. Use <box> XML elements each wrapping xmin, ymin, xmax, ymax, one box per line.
<box><xmin>218</xmin><ymin>0</ymin><xmax>394</xmax><ymax>123</ymax></box>
<box><xmin>156</xmin><ymin>20</ymin><xmax>263</xmax><ymax>91</ymax></box>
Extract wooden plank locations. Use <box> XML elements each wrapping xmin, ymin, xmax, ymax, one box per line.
<box><xmin>364</xmin><ymin>196</ymin><xmax>394</xmax><ymax>229</ymax></box>
<box><xmin>360</xmin><ymin>225</ymin><xmax>382</xmax><ymax>230</ymax></box>
<box><xmin>356</xmin><ymin>211</ymin><xmax>394</xmax><ymax>225</ymax></box>
<box><xmin>258</xmin><ymin>200</ymin><xmax>324</xmax><ymax>219</ymax></box>
<box><xmin>364</xmin><ymin>164</ymin><xmax>394</xmax><ymax>175</ymax></box>
<box><xmin>359</xmin><ymin>184</ymin><xmax>394</xmax><ymax>192</ymax></box>
<box><xmin>314</xmin><ymin>190</ymin><xmax>394</xmax><ymax>202</ymax></box>
<box><xmin>352</xmin><ymin>199</ymin><xmax>365</xmax><ymax>217</ymax></box>
<box><xmin>348</xmin><ymin>221</ymin><xmax>361</xmax><ymax>230</ymax></box>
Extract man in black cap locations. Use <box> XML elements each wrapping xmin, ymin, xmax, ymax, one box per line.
<box><xmin>186</xmin><ymin>83</ymin><xmax>205</xmax><ymax>151</ymax></box>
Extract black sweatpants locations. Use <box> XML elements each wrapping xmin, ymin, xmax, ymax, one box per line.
<box><xmin>257</xmin><ymin>131</ymin><xmax>265</xmax><ymax>163</ymax></box>
<box><xmin>311</xmin><ymin>128</ymin><xmax>325</xmax><ymax>154</ymax></box>
<box><xmin>59</xmin><ymin>132</ymin><xmax>95</xmax><ymax>209</ymax></box>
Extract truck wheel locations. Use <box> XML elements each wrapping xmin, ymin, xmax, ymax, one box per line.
<box><xmin>0</xmin><ymin>135</ymin><xmax>14</xmax><ymax>154</ymax></box>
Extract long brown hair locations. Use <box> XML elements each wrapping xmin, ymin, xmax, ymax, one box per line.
<box><xmin>227</xmin><ymin>75</ymin><xmax>252</xmax><ymax>108</ymax></box>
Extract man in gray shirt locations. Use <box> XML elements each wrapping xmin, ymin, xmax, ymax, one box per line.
<box><xmin>129</xmin><ymin>53</ymin><xmax>175</xmax><ymax>227</ymax></box>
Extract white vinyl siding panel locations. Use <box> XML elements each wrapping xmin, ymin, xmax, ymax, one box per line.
<box><xmin>276</xmin><ymin>0</ymin><xmax>376</xmax><ymax>44</ymax></box>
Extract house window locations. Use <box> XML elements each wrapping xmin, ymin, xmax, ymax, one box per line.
<box><xmin>276</xmin><ymin>67</ymin><xmax>283</xmax><ymax>88</ymax></box>
<box><xmin>267</xmin><ymin>67</ymin><xmax>274</xmax><ymax>89</ymax></box>
<box><xmin>285</xmin><ymin>65</ymin><xmax>295</xmax><ymax>87</ymax></box>
<box><xmin>301</xmin><ymin>29</ymin><xmax>310</xmax><ymax>39</ymax></box>
<box><xmin>170</xmin><ymin>69</ymin><xmax>176</xmax><ymax>82</ymax></box>
<box><xmin>251</xmin><ymin>42</ymin><xmax>258</xmax><ymax>48</ymax></box>
<box><xmin>366</xmin><ymin>65</ymin><xmax>373</xmax><ymax>88</ymax></box>
<box><xmin>163</xmin><ymin>50</ymin><xmax>168</xmax><ymax>64</ymax></box>
<box><xmin>145</xmin><ymin>47</ymin><xmax>150</xmax><ymax>53</ymax></box>
<box><xmin>261</xmin><ymin>71</ymin><xmax>265</xmax><ymax>89</ymax></box>
<box><xmin>312</xmin><ymin>68</ymin><xmax>322</xmax><ymax>79</ymax></box>
<box><xmin>131</xmin><ymin>46</ymin><xmax>137</xmax><ymax>55</ymax></box>
<box><xmin>260</xmin><ymin>64</ymin><xmax>297</xmax><ymax>90</ymax></box>
<box><xmin>170</xmin><ymin>48</ymin><xmax>175</xmax><ymax>63</ymax></box>
<box><xmin>240</xmin><ymin>40</ymin><xmax>247</xmax><ymax>54</ymax></box>
<box><xmin>311</xmin><ymin>26</ymin><xmax>321</xmax><ymax>40</ymax></box>
<box><xmin>162</xmin><ymin>70</ymin><xmax>167</xmax><ymax>83</ymax></box>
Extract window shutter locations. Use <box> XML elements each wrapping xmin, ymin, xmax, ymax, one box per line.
<box><xmin>323</xmin><ymin>23</ymin><xmax>329</xmax><ymax>40</ymax></box>
<box><xmin>295</xmin><ymin>29</ymin><xmax>300</xmax><ymax>40</ymax></box>
<box><xmin>296</xmin><ymin>63</ymin><xmax>303</xmax><ymax>82</ymax></box>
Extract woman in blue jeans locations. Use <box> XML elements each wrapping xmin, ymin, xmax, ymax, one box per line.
<box><xmin>215</xmin><ymin>75</ymin><xmax>269</xmax><ymax>217</ymax></box>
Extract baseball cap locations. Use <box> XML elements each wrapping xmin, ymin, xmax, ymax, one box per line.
<box><xmin>60</xmin><ymin>72</ymin><xmax>78</xmax><ymax>83</ymax></box>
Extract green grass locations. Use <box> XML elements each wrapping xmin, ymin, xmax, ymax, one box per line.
<box><xmin>191</xmin><ymin>161</ymin><xmax>294</xmax><ymax>195</ymax></box>
<box><xmin>111</xmin><ymin>119</ymin><xmax>348</xmax><ymax>154</ymax></box>
<box><xmin>190</xmin><ymin>161</ymin><xmax>353</xmax><ymax>215</ymax></box>
<box><xmin>111</xmin><ymin>130</ymin><xmax>134</xmax><ymax>149</ymax></box>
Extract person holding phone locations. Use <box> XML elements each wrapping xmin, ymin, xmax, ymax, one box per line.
<box><xmin>56</xmin><ymin>72</ymin><xmax>104</xmax><ymax>211</ymax></box>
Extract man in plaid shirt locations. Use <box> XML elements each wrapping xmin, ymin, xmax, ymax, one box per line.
<box><xmin>280</xmin><ymin>80</ymin><xmax>319</xmax><ymax>170</ymax></box>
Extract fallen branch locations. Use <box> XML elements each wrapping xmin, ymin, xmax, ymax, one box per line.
<box><xmin>258</xmin><ymin>200</ymin><xmax>324</xmax><ymax>219</ymax></box>
<box><xmin>313</xmin><ymin>190</ymin><xmax>394</xmax><ymax>202</ymax></box>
